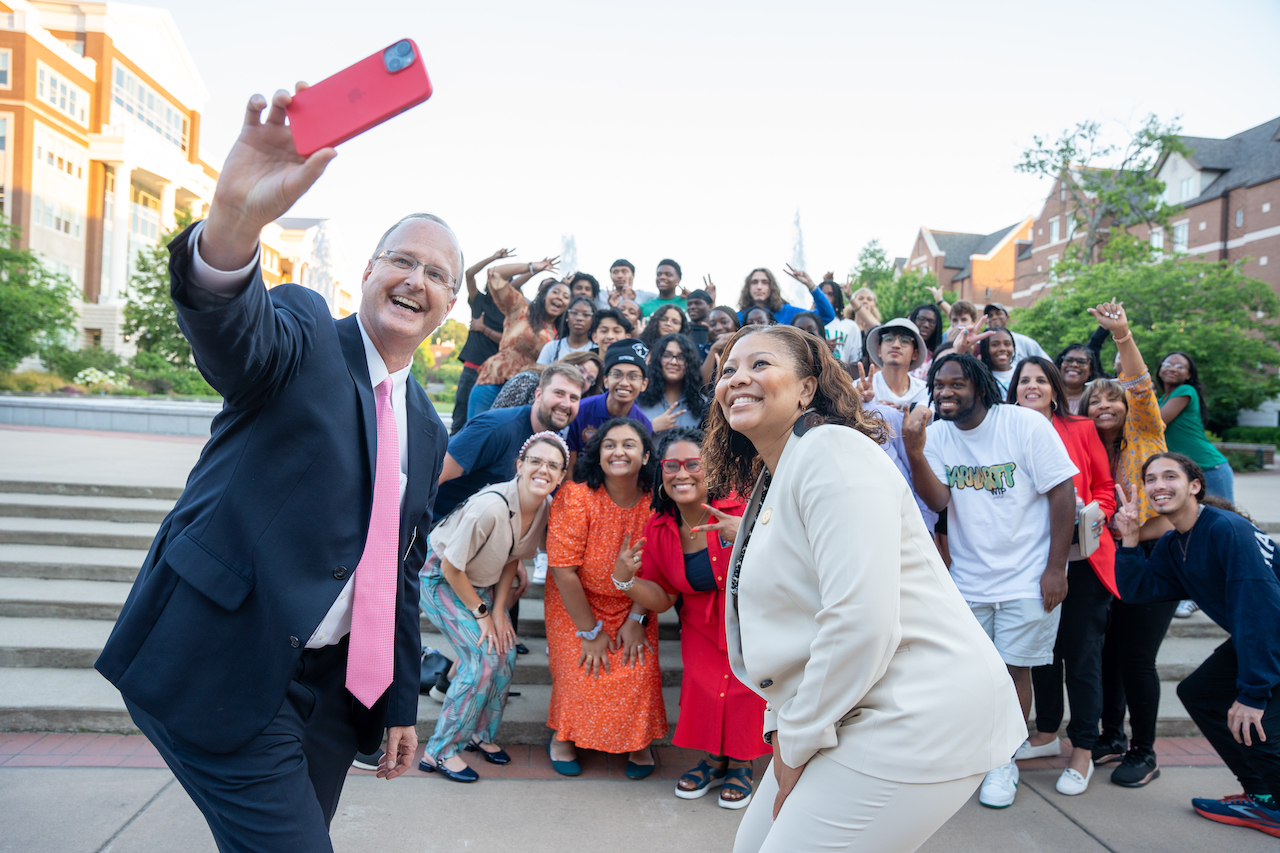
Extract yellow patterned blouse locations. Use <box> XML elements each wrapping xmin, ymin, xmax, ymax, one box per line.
<box><xmin>1114</xmin><ymin>372</ymin><xmax>1168</xmax><ymax>526</ymax></box>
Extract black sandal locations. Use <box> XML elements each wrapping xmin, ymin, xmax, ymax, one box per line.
<box><xmin>718</xmin><ymin>765</ymin><xmax>754</xmax><ymax>810</ymax></box>
<box><xmin>674</xmin><ymin>757</ymin><xmax>727</xmax><ymax>799</ymax></box>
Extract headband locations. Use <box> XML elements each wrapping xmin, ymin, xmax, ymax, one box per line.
<box><xmin>518</xmin><ymin>431</ymin><xmax>570</xmax><ymax>466</ymax></box>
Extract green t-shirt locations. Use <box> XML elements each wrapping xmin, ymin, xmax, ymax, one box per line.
<box><xmin>639</xmin><ymin>295</ymin><xmax>687</xmax><ymax>318</ymax></box>
<box><xmin>1159</xmin><ymin>384</ymin><xmax>1228</xmax><ymax>468</ymax></box>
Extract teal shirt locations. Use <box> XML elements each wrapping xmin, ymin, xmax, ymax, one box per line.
<box><xmin>639</xmin><ymin>295</ymin><xmax>687</xmax><ymax>318</ymax></box>
<box><xmin>1159</xmin><ymin>384</ymin><xmax>1228</xmax><ymax>468</ymax></box>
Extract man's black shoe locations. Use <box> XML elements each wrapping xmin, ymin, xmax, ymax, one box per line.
<box><xmin>1091</xmin><ymin>735</ymin><xmax>1128</xmax><ymax>766</ymax></box>
<box><xmin>351</xmin><ymin>749</ymin><xmax>384</xmax><ymax>771</ymax></box>
<box><xmin>515</xmin><ymin>642</ymin><xmax>529</xmax><ymax>655</ymax></box>
<box><xmin>1111</xmin><ymin>750</ymin><xmax>1160</xmax><ymax>787</ymax></box>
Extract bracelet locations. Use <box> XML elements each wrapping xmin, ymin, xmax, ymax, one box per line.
<box><xmin>612</xmin><ymin>573</ymin><xmax>635</xmax><ymax>591</ymax></box>
<box><xmin>1112</xmin><ymin>331</ymin><xmax>1133</xmax><ymax>344</ymax></box>
<box><xmin>528</xmin><ymin>262</ymin><xmax>534</xmax><ymax>276</ymax></box>
<box><xmin>575</xmin><ymin>620</ymin><xmax>604</xmax><ymax>641</ymax></box>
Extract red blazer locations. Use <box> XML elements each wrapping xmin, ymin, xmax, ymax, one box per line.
<box><xmin>1053</xmin><ymin>414</ymin><xmax>1119</xmax><ymax>596</ymax></box>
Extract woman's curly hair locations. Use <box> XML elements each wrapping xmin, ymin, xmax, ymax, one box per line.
<box><xmin>703</xmin><ymin>325</ymin><xmax>886</xmax><ymax>497</ymax></box>
<box><xmin>638</xmin><ymin>333</ymin><xmax>708</xmax><ymax>420</ymax></box>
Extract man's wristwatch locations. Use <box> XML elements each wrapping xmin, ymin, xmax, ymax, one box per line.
<box><xmin>471</xmin><ymin>602</ymin><xmax>490</xmax><ymax>619</ymax></box>
<box><xmin>627</xmin><ymin>612</ymin><xmax>650</xmax><ymax>627</ymax></box>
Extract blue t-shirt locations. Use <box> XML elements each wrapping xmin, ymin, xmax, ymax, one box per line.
<box><xmin>737</xmin><ymin>288</ymin><xmax>835</xmax><ymax>326</ymax></box>
<box><xmin>566</xmin><ymin>393</ymin><xmax>653</xmax><ymax>452</ymax></box>
<box><xmin>434</xmin><ymin>405</ymin><xmax>534</xmax><ymax>520</ymax></box>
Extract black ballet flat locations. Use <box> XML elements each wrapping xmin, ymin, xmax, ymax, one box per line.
<box><xmin>465</xmin><ymin>740</ymin><xmax>511</xmax><ymax>765</ymax></box>
<box><xmin>419</xmin><ymin>756</ymin><xmax>479</xmax><ymax>782</ymax></box>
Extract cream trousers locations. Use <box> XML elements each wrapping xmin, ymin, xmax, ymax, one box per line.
<box><xmin>733</xmin><ymin>752</ymin><xmax>983</xmax><ymax>853</ymax></box>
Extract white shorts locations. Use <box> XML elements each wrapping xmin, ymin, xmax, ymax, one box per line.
<box><xmin>967</xmin><ymin>598</ymin><xmax>1060</xmax><ymax>667</ymax></box>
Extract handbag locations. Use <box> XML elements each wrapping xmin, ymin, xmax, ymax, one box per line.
<box><xmin>1067</xmin><ymin>500</ymin><xmax>1101</xmax><ymax>561</ymax></box>
<box><xmin>419</xmin><ymin>648</ymin><xmax>451</xmax><ymax>694</ymax></box>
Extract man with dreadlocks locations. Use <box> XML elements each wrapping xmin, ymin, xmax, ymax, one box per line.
<box><xmin>903</xmin><ymin>352</ymin><xmax>1078</xmax><ymax>807</ymax></box>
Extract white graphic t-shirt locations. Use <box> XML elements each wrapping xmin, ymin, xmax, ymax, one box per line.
<box><xmin>923</xmin><ymin>404</ymin><xmax>1077</xmax><ymax>602</ymax></box>
<box><xmin>872</xmin><ymin>370</ymin><xmax>929</xmax><ymax>408</ymax></box>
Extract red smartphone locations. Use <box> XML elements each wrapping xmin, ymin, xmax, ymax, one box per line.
<box><xmin>287</xmin><ymin>39</ymin><xmax>432</xmax><ymax>157</ymax></box>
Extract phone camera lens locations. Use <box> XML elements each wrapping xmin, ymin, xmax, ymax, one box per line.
<box><xmin>387</xmin><ymin>58</ymin><xmax>402</xmax><ymax>71</ymax></box>
<box><xmin>396</xmin><ymin>41</ymin><xmax>412</xmax><ymax>56</ymax></box>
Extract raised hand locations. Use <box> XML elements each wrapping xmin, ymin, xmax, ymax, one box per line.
<box><xmin>952</xmin><ymin>317</ymin><xmax>993</xmax><ymax>355</ymax></box>
<box><xmin>784</xmin><ymin>264</ymin><xmax>816</xmax><ymax>290</ymax></box>
<box><xmin>822</xmin><ymin>271</ymin><xmax>835</xmax><ymax>282</ymax></box>
<box><xmin>491</xmin><ymin>248</ymin><xmax>515</xmax><ymax>260</ymax></box>
<box><xmin>203</xmin><ymin>86</ymin><xmax>337</xmax><ymax>271</ymax></box>
<box><xmin>1087</xmin><ymin>298</ymin><xmax>1129</xmax><ymax>335</ymax></box>
<box><xmin>702</xmin><ymin>275</ymin><xmax>717</xmax><ymax>302</ymax></box>
<box><xmin>650</xmin><ymin>402</ymin><xmax>688</xmax><ymax>433</ymax></box>
<box><xmin>1113</xmin><ymin>483</ymin><xmax>1142</xmax><ymax>546</ymax></box>
<box><xmin>690</xmin><ymin>503</ymin><xmax>741</xmax><ymax>543</ymax></box>
<box><xmin>612</xmin><ymin>534</ymin><xmax>646</xmax><ymax>583</ymax></box>
<box><xmin>854</xmin><ymin>363</ymin><xmax>878</xmax><ymax>402</ymax></box>
<box><xmin>533</xmin><ymin>256</ymin><xmax>560</xmax><ymax>274</ymax></box>
<box><xmin>901</xmin><ymin>402</ymin><xmax>933</xmax><ymax>455</ymax></box>
<box><xmin>926</xmin><ymin>285</ymin><xmax>945</xmax><ymax>303</ymax></box>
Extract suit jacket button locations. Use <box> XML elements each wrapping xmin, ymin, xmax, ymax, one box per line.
<box><xmin>289</xmin><ymin>636</ymin><xmax>301</xmax><ymax>648</ymax></box>
<box><xmin>333</xmin><ymin>566</ymin><xmax>349</xmax><ymax>580</ymax></box>
<box><xmin>760</xmin><ymin>679</ymin><xmax>773</xmax><ymax>688</ymax></box>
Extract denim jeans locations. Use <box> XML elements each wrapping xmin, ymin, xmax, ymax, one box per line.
<box><xmin>466</xmin><ymin>382</ymin><xmax>502</xmax><ymax>422</ymax></box>
<box><xmin>1202</xmin><ymin>461</ymin><xmax>1235</xmax><ymax>503</ymax></box>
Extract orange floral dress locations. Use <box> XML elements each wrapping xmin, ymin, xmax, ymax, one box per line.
<box><xmin>1115</xmin><ymin>372</ymin><xmax>1168</xmax><ymax>527</ymax></box>
<box><xmin>544</xmin><ymin>480</ymin><xmax>667</xmax><ymax>752</ymax></box>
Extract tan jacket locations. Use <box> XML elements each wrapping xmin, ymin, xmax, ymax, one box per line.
<box><xmin>428</xmin><ymin>478</ymin><xmax>548</xmax><ymax>588</ymax></box>
<box><xmin>726</xmin><ymin>424</ymin><xmax>1025</xmax><ymax>784</ymax></box>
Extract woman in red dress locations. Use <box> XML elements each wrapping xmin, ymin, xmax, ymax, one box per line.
<box><xmin>612</xmin><ymin>427</ymin><xmax>769</xmax><ymax>809</ymax></box>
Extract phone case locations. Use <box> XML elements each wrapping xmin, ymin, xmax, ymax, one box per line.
<box><xmin>1071</xmin><ymin>500</ymin><xmax>1102</xmax><ymax>560</ymax></box>
<box><xmin>287</xmin><ymin>39</ymin><xmax>432</xmax><ymax>157</ymax></box>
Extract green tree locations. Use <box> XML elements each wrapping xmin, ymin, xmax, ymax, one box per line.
<box><xmin>124</xmin><ymin>209</ymin><xmax>194</xmax><ymax>365</ymax></box>
<box><xmin>1016</xmin><ymin>114</ymin><xmax>1187</xmax><ymax>264</ymax></box>
<box><xmin>850</xmin><ymin>239</ymin><xmax>894</xmax><ymax>290</ymax></box>
<box><xmin>1013</xmin><ymin>254</ymin><xmax>1280</xmax><ymax>429</ymax></box>
<box><xmin>0</xmin><ymin>219</ymin><xmax>78</xmax><ymax>372</ymax></box>
<box><xmin>431</xmin><ymin>318</ymin><xmax>468</xmax><ymax>348</ymax></box>
<box><xmin>870</xmin><ymin>268</ymin><xmax>951</xmax><ymax>325</ymax></box>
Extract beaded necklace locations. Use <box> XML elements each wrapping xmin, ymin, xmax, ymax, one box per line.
<box><xmin>730</xmin><ymin>471</ymin><xmax>772</xmax><ymax>610</ymax></box>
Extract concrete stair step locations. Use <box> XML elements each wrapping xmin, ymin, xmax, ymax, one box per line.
<box><xmin>0</xmin><ymin>492</ymin><xmax>173</xmax><ymax>523</ymax></box>
<box><xmin>421</xmin><ymin>597</ymin><xmax>681</xmax><ymax>641</ymax></box>
<box><xmin>1155</xmin><ymin>635</ymin><xmax>1222</xmax><ymax>682</ymax></box>
<box><xmin>1165</xmin><ymin>610</ymin><xmax>1228</xmax><ymax>639</ymax></box>
<box><xmin>0</xmin><ymin>577</ymin><xmax>131</xmax><ymax>619</ymax></box>
<box><xmin>424</xmin><ymin>632</ymin><xmax>684</xmax><ymax>688</ymax></box>
<box><xmin>0</xmin><ymin>480</ymin><xmax>184</xmax><ymax>500</ymax></box>
<box><xmin>0</xmin><ymin>517</ymin><xmax>159</xmax><ymax>550</ymax></box>
<box><xmin>0</xmin><ymin>667</ymin><xmax>1199</xmax><ymax>741</ymax></box>
<box><xmin>0</xmin><ymin>544</ymin><xmax>147</xmax><ymax>582</ymax></box>
<box><xmin>0</xmin><ymin>617</ymin><xmax>115</xmax><ymax>667</ymax></box>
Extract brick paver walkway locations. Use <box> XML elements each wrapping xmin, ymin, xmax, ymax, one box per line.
<box><xmin>1</xmin><ymin>732</ymin><xmax>1224</xmax><ymax>778</ymax></box>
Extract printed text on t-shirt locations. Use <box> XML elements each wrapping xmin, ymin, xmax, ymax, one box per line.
<box><xmin>946</xmin><ymin>462</ymin><xmax>1017</xmax><ymax>494</ymax></box>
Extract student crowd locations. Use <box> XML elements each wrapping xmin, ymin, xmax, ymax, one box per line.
<box><xmin>383</xmin><ymin>249</ymin><xmax>1280</xmax><ymax>839</ymax></box>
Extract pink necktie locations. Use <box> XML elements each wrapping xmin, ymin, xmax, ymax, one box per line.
<box><xmin>346</xmin><ymin>377</ymin><xmax>400</xmax><ymax>708</ymax></box>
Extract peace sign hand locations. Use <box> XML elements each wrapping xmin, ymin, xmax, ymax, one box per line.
<box><xmin>612</xmin><ymin>534</ymin><xmax>646</xmax><ymax>583</ymax></box>
<box><xmin>650</xmin><ymin>401</ymin><xmax>688</xmax><ymax>433</ymax></box>
<box><xmin>690</xmin><ymin>503</ymin><xmax>742</xmax><ymax>544</ymax></box>
<box><xmin>1113</xmin><ymin>483</ymin><xmax>1142</xmax><ymax>546</ymax></box>
<box><xmin>702</xmin><ymin>275</ymin><xmax>717</xmax><ymax>302</ymax></box>
<box><xmin>926</xmin><ymin>285</ymin><xmax>945</xmax><ymax>303</ymax></box>
<box><xmin>854</xmin><ymin>363</ymin><xmax>878</xmax><ymax>402</ymax></box>
<box><xmin>532</xmin><ymin>256</ymin><xmax>560</xmax><ymax>274</ymax></box>
<box><xmin>952</xmin><ymin>317</ymin><xmax>993</xmax><ymax>355</ymax></box>
<box><xmin>784</xmin><ymin>264</ymin><xmax>816</xmax><ymax>290</ymax></box>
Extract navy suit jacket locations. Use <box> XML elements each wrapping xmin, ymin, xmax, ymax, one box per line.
<box><xmin>95</xmin><ymin>224</ymin><xmax>447</xmax><ymax>754</ymax></box>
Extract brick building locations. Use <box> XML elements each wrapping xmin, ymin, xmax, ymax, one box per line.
<box><xmin>903</xmin><ymin>216</ymin><xmax>1034</xmax><ymax>305</ymax></box>
<box><xmin>1012</xmin><ymin>115</ymin><xmax>1280</xmax><ymax>306</ymax></box>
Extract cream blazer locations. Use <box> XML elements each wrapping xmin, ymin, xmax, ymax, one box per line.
<box><xmin>726</xmin><ymin>423</ymin><xmax>1026</xmax><ymax>784</ymax></box>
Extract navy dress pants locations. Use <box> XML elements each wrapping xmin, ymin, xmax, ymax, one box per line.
<box><xmin>126</xmin><ymin>637</ymin><xmax>361</xmax><ymax>853</ymax></box>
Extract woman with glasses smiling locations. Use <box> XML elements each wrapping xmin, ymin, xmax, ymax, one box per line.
<box><xmin>417</xmin><ymin>432</ymin><xmax>570</xmax><ymax>782</ymax></box>
<box><xmin>638</xmin><ymin>333</ymin><xmax>707</xmax><ymax>435</ymax></box>
<box><xmin>611</xmin><ymin>428</ymin><xmax>768</xmax><ymax>809</ymax></box>
<box><xmin>537</xmin><ymin>296</ymin><xmax>597</xmax><ymax>364</ymax></box>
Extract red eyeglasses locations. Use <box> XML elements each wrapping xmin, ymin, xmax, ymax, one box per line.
<box><xmin>660</xmin><ymin>457</ymin><xmax>702</xmax><ymax>474</ymax></box>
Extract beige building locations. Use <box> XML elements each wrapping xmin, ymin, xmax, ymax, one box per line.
<box><xmin>260</xmin><ymin>217</ymin><xmax>357</xmax><ymax>319</ymax></box>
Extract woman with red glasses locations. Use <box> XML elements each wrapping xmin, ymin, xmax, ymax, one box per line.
<box><xmin>611</xmin><ymin>428</ymin><xmax>767</xmax><ymax>809</ymax></box>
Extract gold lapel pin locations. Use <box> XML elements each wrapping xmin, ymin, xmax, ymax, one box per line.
<box><xmin>760</xmin><ymin>508</ymin><xmax>773</xmax><ymax>525</ymax></box>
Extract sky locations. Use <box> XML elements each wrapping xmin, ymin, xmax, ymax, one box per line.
<box><xmin>161</xmin><ymin>0</ymin><xmax>1280</xmax><ymax>319</ymax></box>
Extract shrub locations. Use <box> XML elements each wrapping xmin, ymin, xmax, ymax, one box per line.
<box><xmin>1223</xmin><ymin>426</ymin><xmax>1280</xmax><ymax>445</ymax></box>
<box><xmin>0</xmin><ymin>371</ymin><xmax>69</xmax><ymax>392</ymax></box>
<box><xmin>42</xmin><ymin>345</ymin><xmax>125</xmax><ymax>382</ymax></box>
<box><xmin>1223</xmin><ymin>448</ymin><xmax>1264</xmax><ymax>474</ymax></box>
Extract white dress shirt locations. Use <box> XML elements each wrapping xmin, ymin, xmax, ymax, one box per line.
<box><xmin>188</xmin><ymin>221</ymin><xmax>410</xmax><ymax>648</ymax></box>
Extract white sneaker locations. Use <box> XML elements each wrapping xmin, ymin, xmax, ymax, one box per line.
<box><xmin>979</xmin><ymin>759</ymin><xmax>1019</xmax><ymax>808</ymax></box>
<box><xmin>1056</xmin><ymin>761</ymin><xmax>1094</xmax><ymax>795</ymax></box>
<box><xmin>1174</xmin><ymin>600</ymin><xmax>1199</xmax><ymax>618</ymax></box>
<box><xmin>1014</xmin><ymin>738</ymin><xmax>1063</xmax><ymax>760</ymax></box>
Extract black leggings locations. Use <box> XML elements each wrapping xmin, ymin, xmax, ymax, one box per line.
<box><xmin>1179</xmin><ymin>639</ymin><xmax>1280</xmax><ymax>797</ymax></box>
<box><xmin>1100</xmin><ymin>595</ymin><xmax>1177</xmax><ymax>755</ymax></box>
<box><xmin>1032</xmin><ymin>561</ymin><xmax>1113</xmax><ymax>749</ymax></box>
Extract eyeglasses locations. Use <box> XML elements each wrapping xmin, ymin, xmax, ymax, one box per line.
<box><xmin>660</xmin><ymin>353</ymin><xmax>687</xmax><ymax>364</ymax></box>
<box><xmin>375</xmin><ymin>250</ymin><xmax>457</xmax><ymax>290</ymax></box>
<box><xmin>1060</xmin><ymin>357</ymin><xmax>1091</xmax><ymax>368</ymax></box>
<box><xmin>521</xmin><ymin>455</ymin><xmax>564</xmax><ymax>474</ymax></box>
<box><xmin>609</xmin><ymin>370</ymin><xmax>644</xmax><ymax>382</ymax></box>
<box><xmin>568</xmin><ymin>310</ymin><xmax>594</xmax><ymax>320</ymax></box>
<box><xmin>660</xmin><ymin>458</ymin><xmax>702</xmax><ymax>474</ymax></box>
<box><xmin>881</xmin><ymin>333</ymin><xmax>916</xmax><ymax>346</ymax></box>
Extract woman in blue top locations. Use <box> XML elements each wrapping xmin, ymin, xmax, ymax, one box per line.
<box><xmin>1157</xmin><ymin>352</ymin><xmax>1232</xmax><ymax>501</ymax></box>
<box><xmin>735</xmin><ymin>266</ymin><xmax>835</xmax><ymax>326</ymax></box>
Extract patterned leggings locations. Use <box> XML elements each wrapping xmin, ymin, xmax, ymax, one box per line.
<box><xmin>419</xmin><ymin>556</ymin><xmax>518</xmax><ymax>760</ymax></box>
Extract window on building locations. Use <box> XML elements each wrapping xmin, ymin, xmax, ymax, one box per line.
<box><xmin>1265</xmin><ymin>203</ymin><xmax>1272</xmax><ymax>213</ymax></box>
<box><xmin>112</xmin><ymin>63</ymin><xmax>189</xmax><ymax>153</ymax></box>
<box><xmin>1180</xmin><ymin>177</ymin><xmax>1194</xmax><ymax>200</ymax></box>
<box><xmin>1150</xmin><ymin>227</ymin><xmax>1164</xmax><ymax>250</ymax></box>
<box><xmin>36</xmin><ymin>63</ymin><xmax>89</xmax><ymax>125</ymax></box>
<box><xmin>130</xmin><ymin>186</ymin><xmax>160</xmax><ymax>241</ymax></box>
<box><xmin>1173</xmin><ymin>222</ymin><xmax>1189</xmax><ymax>251</ymax></box>
<box><xmin>1049</xmin><ymin>255</ymin><xmax>1059</xmax><ymax>268</ymax></box>
<box><xmin>1049</xmin><ymin>219</ymin><xmax>1060</xmax><ymax>243</ymax></box>
<box><xmin>1236</xmin><ymin>209</ymin><xmax>1244</xmax><ymax>228</ymax></box>
<box><xmin>0</xmin><ymin>117</ymin><xmax>6</xmax><ymax>152</ymax></box>
<box><xmin>1059</xmin><ymin>185</ymin><xmax>1066</xmax><ymax>203</ymax></box>
<box><xmin>0</xmin><ymin>50</ymin><xmax>10</xmax><ymax>88</ymax></box>
<box><xmin>1066</xmin><ymin>216</ymin><xmax>1076</xmax><ymax>242</ymax></box>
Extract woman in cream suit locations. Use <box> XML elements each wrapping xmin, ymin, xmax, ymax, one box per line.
<box><xmin>704</xmin><ymin>325</ymin><xmax>1025</xmax><ymax>853</ymax></box>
